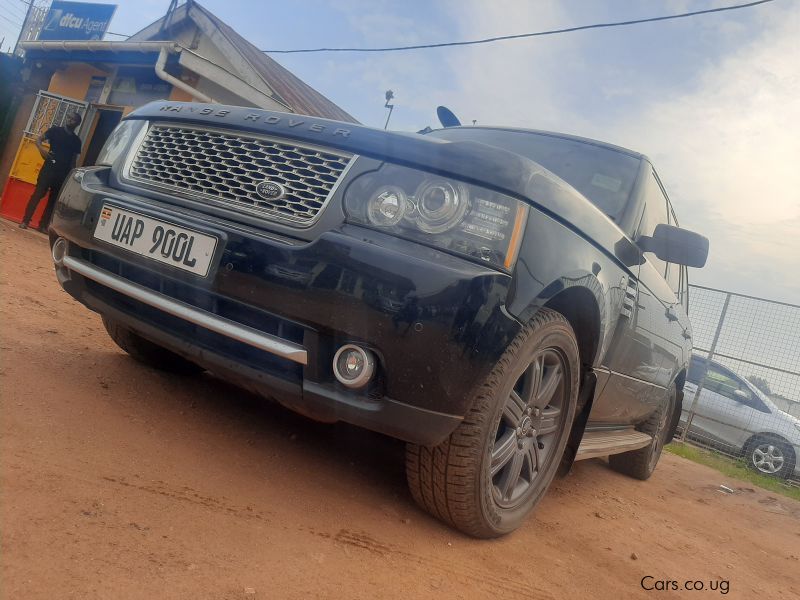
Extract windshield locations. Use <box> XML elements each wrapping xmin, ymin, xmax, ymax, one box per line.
<box><xmin>430</xmin><ymin>128</ymin><xmax>640</xmax><ymax>222</ymax></box>
<box><xmin>692</xmin><ymin>356</ymin><xmax>779</xmax><ymax>413</ymax></box>
<box><xmin>742</xmin><ymin>375</ymin><xmax>778</xmax><ymax>411</ymax></box>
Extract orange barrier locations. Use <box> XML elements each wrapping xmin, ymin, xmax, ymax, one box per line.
<box><xmin>0</xmin><ymin>177</ymin><xmax>47</xmax><ymax>229</ymax></box>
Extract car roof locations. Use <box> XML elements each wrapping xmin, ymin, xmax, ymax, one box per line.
<box><xmin>433</xmin><ymin>126</ymin><xmax>648</xmax><ymax>162</ymax></box>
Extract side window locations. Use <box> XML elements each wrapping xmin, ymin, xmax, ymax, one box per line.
<box><xmin>688</xmin><ymin>358</ymin><xmax>707</xmax><ymax>384</ymax></box>
<box><xmin>666</xmin><ymin>202</ymin><xmax>681</xmax><ymax>298</ymax></box>
<box><xmin>703</xmin><ymin>365</ymin><xmax>753</xmax><ymax>403</ymax></box>
<box><xmin>666</xmin><ymin>265</ymin><xmax>680</xmax><ymax>298</ymax></box>
<box><xmin>637</xmin><ymin>170</ymin><xmax>668</xmax><ymax>277</ymax></box>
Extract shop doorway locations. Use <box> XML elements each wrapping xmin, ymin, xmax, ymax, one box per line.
<box><xmin>0</xmin><ymin>90</ymin><xmax>87</xmax><ymax>227</ymax></box>
<box><xmin>81</xmin><ymin>106</ymin><xmax>124</xmax><ymax>167</ymax></box>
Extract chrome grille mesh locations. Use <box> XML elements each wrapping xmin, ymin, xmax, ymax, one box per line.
<box><xmin>127</xmin><ymin>124</ymin><xmax>353</xmax><ymax>225</ymax></box>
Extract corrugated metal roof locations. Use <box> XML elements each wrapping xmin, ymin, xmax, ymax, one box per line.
<box><xmin>194</xmin><ymin>4</ymin><xmax>359</xmax><ymax>123</ymax></box>
<box><xmin>133</xmin><ymin>1</ymin><xmax>358</xmax><ymax>123</ymax></box>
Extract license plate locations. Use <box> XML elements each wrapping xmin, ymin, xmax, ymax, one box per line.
<box><xmin>94</xmin><ymin>205</ymin><xmax>218</xmax><ymax>277</ymax></box>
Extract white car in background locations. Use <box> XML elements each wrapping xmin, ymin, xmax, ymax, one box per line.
<box><xmin>680</xmin><ymin>355</ymin><xmax>800</xmax><ymax>479</ymax></box>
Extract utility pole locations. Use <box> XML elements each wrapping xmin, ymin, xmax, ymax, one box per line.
<box><xmin>159</xmin><ymin>0</ymin><xmax>180</xmax><ymax>36</ymax></box>
<box><xmin>13</xmin><ymin>0</ymin><xmax>35</xmax><ymax>57</ymax></box>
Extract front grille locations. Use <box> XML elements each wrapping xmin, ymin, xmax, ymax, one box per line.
<box><xmin>126</xmin><ymin>124</ymin><xmax>353</xmax><ymax>226</ymax></box>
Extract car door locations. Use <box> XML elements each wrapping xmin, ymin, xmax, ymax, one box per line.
<box><xmin>626</xmin><ymin>169</ymin><xmax>685</xmax><ymax>401</ymax></box>
<box><xmin>591</xmin><ymin>164</ymin><xmax>687</xmax><ymax>424</ymax></box>
<box><xmin>683</xmin><ymin>362</ymin><xmax>756</xmax><ymax>452</ymax></box>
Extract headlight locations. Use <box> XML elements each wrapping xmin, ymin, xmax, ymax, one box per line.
<box><xmin>344</xmin><ymin>164</ymin><xmax>528</xmax><ymax>271</ymax></box>
<box><xmin>95</xmin><ymin>120</ymin><xmax>140</xmax><ymax>167</ymax></box>
<box><xmin>366</xmin><ymin>186</ymin><xmax>408</xmax><ymax>226</ymax></box>
<box><xmin>414</xmin><ymin>178</ymin><xmax>469</xmax><ymax>233</ymax></box>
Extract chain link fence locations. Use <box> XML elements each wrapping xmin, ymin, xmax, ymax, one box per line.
<box><xmin>677</xmin><ymin>285</ymin><xmax>800</xmax><ymax>483</ymax></box>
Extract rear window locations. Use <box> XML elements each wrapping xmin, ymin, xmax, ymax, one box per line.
<box><xmin>688</xmin><ymin>356</ymin><xmax>707</xmax><ymax>384</ymax></box>
<box><xmin>430</xmin><ymin>128</ymin><xmax>640</xmax><ymax>222</ymax></box>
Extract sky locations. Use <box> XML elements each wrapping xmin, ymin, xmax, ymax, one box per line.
<box><xmin>1</xmin><ymin>0</ymin><xmax>798</xmax><ymax>307</ymax></box>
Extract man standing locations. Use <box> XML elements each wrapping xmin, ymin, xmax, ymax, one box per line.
<box><xmin>19</xmin><ymin>111</ymin><xmax>82</xmax><ymax>231</ymax></box>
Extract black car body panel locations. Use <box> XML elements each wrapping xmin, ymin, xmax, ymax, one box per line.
<box><xmin>54</xmin><ymin>169</ymin><xmax>524</xmax><ymax>444</ymax></box>
<box><xmin>50</xmin><ymin>101</ymin><xmax>695</xmax><ymax>448</ymax></box>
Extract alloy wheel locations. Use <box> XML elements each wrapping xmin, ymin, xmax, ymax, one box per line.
<box><xmin>752</xmin><ymin>443</ymin><xmax>785</xmax><ymax>474</ymax></box>
<box><xmin>490</xmin><ymin>348</ymin><xmax>567</xmax><ymax>509</ymax></box>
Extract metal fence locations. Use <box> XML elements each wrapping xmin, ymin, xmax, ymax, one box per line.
<box><xmin>677</xmin><ymin>284</ymin><xmax>800</xmax><ymax>482</ymax></box>
<box><xmin>23</xmin><ymin>91</ymin><xmax>87</xmax><ymax>141</ymax></box>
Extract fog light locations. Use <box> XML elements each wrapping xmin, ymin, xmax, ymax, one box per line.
<box><xmin>52</xmin><ymin>237</ymin><xmax>68</xmax><ymax>266</ymax></box>
<box><xmin>333</xmin><ymin>344</ymin><xmax>376</xmax><ymax>389</ymax></box>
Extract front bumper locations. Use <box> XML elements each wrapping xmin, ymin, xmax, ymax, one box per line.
<box><xmin>50</xmin><ymin>170</ymin><xmax>522</xmax><ymax>445</ymax></box>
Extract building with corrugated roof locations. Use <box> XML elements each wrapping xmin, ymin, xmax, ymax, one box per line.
<box><xmin>0</xmin><ymin>0</ymin><xmax>356</xmax><ymax>228</ymax></box>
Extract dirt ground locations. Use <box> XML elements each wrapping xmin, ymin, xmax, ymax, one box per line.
<box><xmin>1</xmin><ymin>219</ymin><xmax>798</xmax><ymax>600</ymax></box>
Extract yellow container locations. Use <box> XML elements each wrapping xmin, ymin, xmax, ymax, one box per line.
<box><xmin>9</xmin><ymin>138</ymin><xmax>48</xmax><ymax>185</ymax></box>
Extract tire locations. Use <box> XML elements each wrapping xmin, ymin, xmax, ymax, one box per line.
<box><xmin>609</xmin><ymin>385</ymin><xmax>676</xmax><ymax>480</ymax></box>
<box><xmin>102</xmin><ymin>316</ymin><xmax>204</xmax><ymax>375</ymax></box>
<box><xmin>743</xmin><ymin>435</ymin><xmax>796</xmax><ymax>479</ymax></box>
<box><xmin>405</xmin><ymin>308</ymin><xmax>580</xmax><ymax>538</ymax></box>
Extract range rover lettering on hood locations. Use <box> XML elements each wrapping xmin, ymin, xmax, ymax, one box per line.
<box><xmin>157</xmin><ymin>104</ymin><xmax>352</xmax><ymax>137</ymax></box>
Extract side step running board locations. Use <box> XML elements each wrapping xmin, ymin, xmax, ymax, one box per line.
<box><xmin>575</xmin><ymin>429</ymin><xmax>653</xmax><ymax>461</ymax></box>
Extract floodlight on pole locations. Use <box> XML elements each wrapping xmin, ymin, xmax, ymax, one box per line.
<box><xmin>383</xmin><ymin>90</ymin><xmax>395</xmax><ymax>130</ymax></box>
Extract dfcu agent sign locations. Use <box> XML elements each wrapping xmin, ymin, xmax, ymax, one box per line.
<box><xmin>39</xmin><ymin>1</ymin><xmax>117</xmax><ymax>41</ymax></box>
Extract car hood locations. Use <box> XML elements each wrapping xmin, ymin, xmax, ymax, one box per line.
<box><xmin>126</xmin><ymin>102</ymin><xmax>640</xmax><ymax>271</ymax></box>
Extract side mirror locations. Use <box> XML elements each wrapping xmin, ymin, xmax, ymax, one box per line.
<box><xmin>733</xmin><ymin>389</ymin><xmax>749</xmax><ymax>402</ymax></box>
<box><xmin>614</xmin><ymin>237</ymin><xmax>645</xmax><ymax>267</ymax></box>
<box><xmin>638</xmin><ymin>224</ymin><xmax>709</xmax><ymax>268</ymax></box>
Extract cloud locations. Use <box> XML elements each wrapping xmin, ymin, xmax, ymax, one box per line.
<box><xmin>411</xmin><ymin>0</ymin><xmax>800</xmax><ymax>302</ymax></box>
<box><xmin>607</xmin><ymin>6</ymin><xmax>800</xmax><ymax>302</ymax></box>
<box><xmin>439</xmin><ymin>0</ymin><xmax>586</xmax><ymax>130</ymax></box>
<box><xmin>317</xmin><ymin>0</ymin><xmax>799</xmax><ymax>302</ymax></box>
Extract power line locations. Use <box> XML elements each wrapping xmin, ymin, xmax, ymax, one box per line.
<box><xmin>0</xmin><ymin>10</ymin><xmax>22</xmax><ymax>27</ymax></box>
<box><xmin>260</xmin><ymin>0</ymin><xmax>780</xmax><ymax>54</ymax></box>
<box><xmin>4</xmin><ymin>0</ymin><xmax>25</xmax><ymax>12</ymax></box>
<box><xmin>0</xmin><ymin>0</ymin><xmax>27</xmax><ymax>20</ymax></box>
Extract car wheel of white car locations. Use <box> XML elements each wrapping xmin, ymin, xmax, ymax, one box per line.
<box><xmin>745</xmin><ymin>436</ymin><xmax>795</xmax><ymax>479</ymax></box>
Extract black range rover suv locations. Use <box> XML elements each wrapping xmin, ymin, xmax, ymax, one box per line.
<box><xmin>49</xmin><ymin>101</ymin><xmax>708</xmax><ymax>537</ymax></box>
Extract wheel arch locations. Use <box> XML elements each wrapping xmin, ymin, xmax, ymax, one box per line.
<box><xmin>541</xmin><ymin>284</ymin><xmax>603</xmax><ymax>371</ymax></box>
<box><xmin>667</xmin><ymin>368</ymin><xmax>686</xmax><ymax>442</ymax></box>
<box><xmin>540</xmin><ymin>284</ymin><xmax>604</xmax><ymax>475</ymax></box>
<box><xmin>742</xmin><ymin>432</ymin><xmax>797</xmax><ymax>477</ymax></box>
<box><xmin>744</xmin><ymin>431</ymin><xmax>797</xmax><ymax>455</ymax></box>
